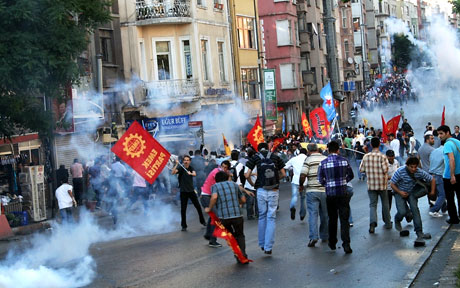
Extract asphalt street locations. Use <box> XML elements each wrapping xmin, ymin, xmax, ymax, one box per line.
<box><xmin>85</xmin><ymin>173</ymin><xmax>450</xmax><ymax>288</ymax></box>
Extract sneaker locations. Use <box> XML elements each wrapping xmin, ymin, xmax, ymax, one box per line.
<box><xmin>395</xmin><ymin>221</ymin><xmax>402</xmax><ymax>232</ymax></box>
<box><xmin>369</xmin><ymin>222</ymin><xmax>376</xmax><ymax>234</ymax></box>
<box><xmin>264</xmin><ymin>250</ymin><xmax>272</xmax><ymax>255</ymax></box>
<box><xmin>384</xmin><ymin>222</ymin><xmax>393</xmax><ymax>229</ymax></box>
<box><xmin>290</xmin><ymin>207</ymin><xmax>296</xmax><ymax>220</ymax></box>
<box><xmin>300</xmin><ymin>214</ymin><xmax>306</xmax><ymax>221</ymax></box>
<box><xmin>446</xmin><ymin>219</ymin><xmax>460</xmax><ymax>224</ymax></box>
<box><xmin>308</xmin><ymin>239</ymin><xmax>318</xmax><ymax>247</ymax></box>
<box><xmin>429</xmin><ymin>211</ymin><xmax>443</xmax><ymax>218</ymax></box>
<box><xmin>201</xmin><ymin>222</ymin><xmax>207</xmax><ymax>227</ymax></box>
<box><xmin>414</xmin><ymin>236</ymin><xmax>425</xmax><ymax>247</ymax></box>
<box><xmin>417</xmin><ymin>232</ymin><xmax>432</xmax><ymax>240</ymax></box>
<box><xmin>181</xmin><ymin>227</ymin><xmax>187</xmax><ymax>231</ymax></box>
<box><xmin>328</xmin><ymin>242</ymin><xmax>336</xmax><ymax>251</ymax></box>
<box><xmin>349</xmin><ymin>222</ymin><xmax>354</xmax><ymax>227</ymax></box>
<box><xmin>209</xmin><ymin>242</ymin><xmax>222</xmax><ymax>248</ymax></box>
<box><xmin>343</xmin><ymin>244</ymin><xmax>353</xmax><ymax>254</ymax></box>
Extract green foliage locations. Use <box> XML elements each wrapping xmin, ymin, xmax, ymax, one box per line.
<box><xmin>450</xmin><ymin>0</ymin><xmax>460</xmax><ymax>14</ymax></box>
<box><xmin>392</xmin><ymin>34</ymin><xmax>414</xmax><ymax>70</ymax></box>
<box><xmin>0</xmin><ymin>0</ymin><xmax>111</xmax><ymax>138</ymax></box>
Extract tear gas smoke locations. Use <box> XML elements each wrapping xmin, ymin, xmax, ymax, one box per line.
<box><xmin>359</xmin><ymin>16</ymin><xmax>460</xmax><ymax>136</ymax></box>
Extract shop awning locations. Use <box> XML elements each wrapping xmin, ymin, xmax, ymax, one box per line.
<box><xmin>0</xmin><ymin>133</ymin><xmax>39</xmax><ymax>145</ymax></box>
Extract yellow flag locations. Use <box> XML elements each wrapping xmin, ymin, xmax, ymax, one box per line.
<box><xmin>222</xmin><ymin>133</ymin><xmax>231</xmax><ymax>156</ymax></box>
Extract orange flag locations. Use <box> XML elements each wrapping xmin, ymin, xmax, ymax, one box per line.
<box><xmin>247</xmin><ymin>115</ymin><xmax>264</xmax><ymax>151</ymax></box>
<box><xmin>222</xmin><ymin>133</ymin><xmax>231</xmax><ymax>156</ymax></box>
<box><xmin>111</xmin><ymin>121</ymin><xmax>170</xmax><ymax>184</ymax></box>
<box><xmin>209</xmin><ymin>211</ymin><xmax>253</xmax><ymax>264</ymax></box>
<box><xmin>301</xmin><ymin>112</ymin><xmax>313</xmax><ymax>138</ymax></box>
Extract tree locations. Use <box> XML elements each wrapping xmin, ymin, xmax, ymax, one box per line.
<box><xmin>451</xmin><ymin>0</ymin><xmax>460</xmax><ymax>14</ymax></box>
<box><xmin>0</xmin><ymin>0</ymin><xmax>112</xmax><ymax>138</ymax></box>
<box><xmin>391</xmin><ymin>34</ymin><xmax>414</xmax><ymax>70</ymax></box>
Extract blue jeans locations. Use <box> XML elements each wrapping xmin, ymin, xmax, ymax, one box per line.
<box><xmin>290</xmin><ymin>183</ymin><xmax>306</xmax><ymax>218</ymax></box>
<box><xmin>200</xmin><ymin>195</ymin><xmax>216</xmax><ymax>243</ymax></box>
<box><xmin>430</xmin><ymin>175</ymin><xmax>447</xmax><ymax>213</ymax></box>
<box><xmin>257</xmin><ymin>188</ymin><xmax>279</xmax><ymax>251</ymax></box>
<box><xmin>368</xmin><ymin>190</ymin><xmax>391</xmax><ymax>226</ymax></box>
<box><xmin>306</xmin><ymin>192</ymin><xmax>328</xmax><ymax>240</ymax></box>
<box><xmin>394</xmin><ymin>193</ymin><xmax>423</xmax><ymax>233</ymax></box>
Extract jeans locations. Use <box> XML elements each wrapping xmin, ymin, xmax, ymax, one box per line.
<box><xmin>180</xmin><ymin>191</ymin><xmax>205</xmax><ymax>229</ymax></box>
<box><xmin>60</xmin><ymin>207</ymin><xmax>73</xmax><ymax>223</ymax></box>
<box><xmin>200</xmin><ymin>195</ymin><xmax>216</xmax><ymax>243</ymax></box>
<box><xmin>347</xmin><ymin>186</ymin><xmax>354</xmax><ymax>223</ymax></box>
<box><xmin>368</xmin><ymin>190</ymin><xmax>391</xmax><ymax>226</ymax></box>
<box><xmin>221</xmin><ymin>217</ymin><xmax>246</xmax><ymax>258</ymax></box>
<box><xmin>72</xmin><ymin>178</ymin><xmax>83</xmax><ymax>205</ymax></box>
<box><xmin>257</xmin><ymin>188</ymin><xmax>279</xmax><ymax>251</ymax></box>
<box><xmin>394</xmin><ymin>193</ymin><xmax>423</xmax><ymax>233</ymax></box>
<box><xmin>246</xmin><ymin>189</ymin><xmax>258</xmax><ymax>218</ymax></box>
<box><xmin>431</xmin><ymin>175</ymin><xmax>447</xmax><ymax>213</ymax></box>
<box><xmin>290</xmin><ymin>183</ymin><xmax>306</xmax><ymax>218</ymax></box>
<box><xmin>355</xmin><ymin>160</ymin><xmax>362</xmax><ymax>179</ymax></box>
<box><xmin>443</xmin><ymin>175</ymin><xmax>460</xmax><ymax>222</ymax></box>
<box><xmin>306</xmin><ymin>192</ymin><xmax>328</xmax><ymax>240</ymax></box>
<box><xmin>326</xmin><ymin>195</ymin><xmax>351</xmax><ymax>246</ymax></box>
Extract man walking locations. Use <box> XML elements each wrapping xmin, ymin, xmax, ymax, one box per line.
<box><xmin>55</xmin><ymin>178</ymin><xmax>77</xmax><ymax>223</ymax></box>
<box><xmin>429</xmin><ymin>145</ymin><xmax>447</xmax><ymax>217</ymax></box>
<box><xmin>360</xmin><ymin>137</ymin><xmax>392</xmax><ymax>233</ymax></box>
<box><xmin>172</xmin><ymin>155</ymin><xmax>206</xmax><ymax>231</ymax></box>
<box><xmin>284</xmin><ymin>148</ymin><xmax>308</xmax><ymax>220</ymax></box>
<box><xmin>437</xmin><ymin>125</ymin><xmax>460</xmax><ymax>224</ymax></box>
<box><xmin>318</xmin><ymin>141</ymin><xmax>354</xmax><ymax>254</ymax></box>
<box><xmin>389</xmin><ymin>134</ymin><xmax>402</xmax><ymax>165</ymax></box>
<box><xmin>205</xmin><ymin>171</ymin><xmax>248</xmax><ymax>264</ymax></box>
<box><xmin>299</xmin><ymin>143</ymin><xmax>328</xmax><ymax>247</ymax></box>
<box><xmin>245</xmin><ymin>142</ymin><xmax>286</xmax><ymax>255</ymax></box>
<box><xmin>390</xmin><ymin>157</ymin><xmax>435</xmax><ymax>246</ymax></box>
<box><xmin>418</xmin><ymin>134</ymin><xmax>435</xmax><ymax>172</ymax></box>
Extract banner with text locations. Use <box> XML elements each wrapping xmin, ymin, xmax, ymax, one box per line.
<box><xmin>264</xmin><ymin>69</ymin><xmax>278</xmax><ymax>121</ymax></box>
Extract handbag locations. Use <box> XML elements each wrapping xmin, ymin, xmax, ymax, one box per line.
<box><xmin>406</xmin><ymin>167</ymin><xmax>430</xmax><ymax>199</ymax></box>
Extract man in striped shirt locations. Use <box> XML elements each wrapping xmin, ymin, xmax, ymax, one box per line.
<box><xmin>391</xmin><ymin>157</ymin><xmax>435</xmax><ymax>246</ymax></box>
<box><xmin>360</xmin><ymin>137</ymin><xmax>392</xmax><ymax>233</ymax></box>
<box><xmin>317</xmin><ymin>141</ymin><xmax>354</xmax><ymax>254</ymax></box>
<box><xmin>299</xmin><ymin>143</ymin><xmax>328</xmax><ymax>248</ymax></box>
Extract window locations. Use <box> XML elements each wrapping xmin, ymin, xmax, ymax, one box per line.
<box><xmin>280</xmin><ymin>63</ymin><xmax>296</xmax><ymax>89</ymax></box>
<box><xmin>237</xmin><ymin>17</ymin><xmax>256</xmax><ymax>49</ymax></box>
<box><xmin>197</xmin><ymin>0</ymin><xmax>204</xmax><ymax>6</ymax></box>
<box><xmin>100</xmin><ymin>30</ymin><xmax>114</xmax><ymax>63</ymax></box>
<box><xmin>295</xmin><ymin>21</ymin><xmax>300</xmax><ymax>46</ymax></box>
<box><xmin>299</xmin><ymin>14</ymin><xmax>306</xmax><ymax>31</ymax></box>
<box><xmin>341</xmin><ymin>8</ymin><xmax>347</xmax><ymax>28</ymax></box>
<box><xmin>217</xmin><ymin>41</ymin><xmax>226</xmax><ymax>82</ymax></box>
<box><xmin>353</xmin><ymin>17</ymin><xmax>360</xmax><ymax>32</ymax></box>
<box><xmin>344</xmin><ymin>40</ymin><xmax>350</xmax><ymax>60</ymax></box>
<box><xmin>139</xmin><ymin>40</ymin><xmax>147</xmax><ymax>81</ymax></box>
<box><xmin>317</xmin><ymin>23</ymin><xmax>322</xmax><ymax>49</ymax></box>
<box><xmin>307</xmin><ymin>0</ymin><xmax>311</xmax><ymax>5</ymax></box>
<box><xmin>201</xmin><ymin>39</ymin><xmax>210</xmax><ymax>81</ymax></box>
<box><xmin>301</xmin><ymin>52</ymin><xmax>311</xmax><ymax>71</ymax></box>
<box><xmin>241</xmin><ymin>68</ymin><xmax>258</xmax><ymax>100</ymax></box>
<box><xmin>182</xmin><ymin>40</ymin><xmax>193</xmax><ymax>79</ymax></box>
<box><xmin>276</xmin><ymin>20</ymin><xmax>292</xmax><ymax>46</ymax></box>
<box><xmin>156</xmin><ymin>41</ymin><xmax>172</xmax><ymax>80</ymax></box>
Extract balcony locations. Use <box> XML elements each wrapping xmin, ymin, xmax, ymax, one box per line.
<box><xmin>145</xmin><ymin>79</ymin><xmax>200</xmax><ymax>103</ymax></box>
<box><xmin>135</xmin><ymin>0</ymin><xmax>192</xmax><ymax>25</ymax></box>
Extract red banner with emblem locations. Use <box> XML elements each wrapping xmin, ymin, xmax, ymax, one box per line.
<box><xmin>209</xmin><ymin>211</ymin><xmax>253</xmax><ymax>264</ymax></box>
<box><xmin>301</xmin><ymin>112</ymin><xmax>313</xmax><ymax>138</ymax></box>
<box><xmin>272</xmin><ymin>132</ymin><xmax>290</xmax><ymax>152</ymax></box>
<box><xmin>309</xmin><ymin>108</ymin><xmax>329</xmax><ymax>139</ymax></box>
<box><xmin>247</xmin><ymin>114</ymin><xmax>264</xmax><ymax>151</ymax></box>
<box><xmin>111</xmin><ymin>121</ymin><xmax>171</xmax><ymax>184</ymax></box>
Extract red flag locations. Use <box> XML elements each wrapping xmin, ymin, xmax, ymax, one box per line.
<box><xmin>441</xmin><ymin>106</ymin><xmax>446</xmax><ymax>125</ymax></box>
<box><xmin>386</xmin><ymin>115</ymin><xmax>401</xmax><ymax>138</ymax></box>
<box><xmin>301</xmin><ymin>112</ymin><xmax>313</xmax><ymax>138</ymax></box>
<box><xmin>209</xmin><ymin>211</ymin><xmax>253</xmax><ymax>264</ymax></box>
<box><xmin>111</xmin><ymin>121</ymin><xmax>171</xmax><ymax>184</ymax></box>
<box><xmin>381</xmin><ymin>115</ymin><xmax>388</xmax><ymax>142</ymax></box>
<box><xmin>309</xmin><ymin>108</ymin><xmax>329</xmax><ymax>139</ymax></box>
<box><xmin>247</xmin><ymin>115</ymin><xmax>264</xmax><ymax>151</ymax></box>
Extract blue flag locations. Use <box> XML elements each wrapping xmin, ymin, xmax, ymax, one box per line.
<box><xmin>320</xmin><ymin>82</ymin><xmax>336</xmax><ymax>122</ymax></box>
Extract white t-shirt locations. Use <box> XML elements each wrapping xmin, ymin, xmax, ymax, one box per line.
<box><xmin>390</xmin><ymin>139</ymin><xmax>400</xmax><ymax>157</ymax></box>
<box><xmin>284</xmin><ymin>154</ymin><xmax>307</xmax><ymax>185</ymax></box>
<box><xmin>409</xmin><ymin>136</ymin><xmax>417</xmax><ymax>154</ymax></box>
<box><xmin>56</xmin><ymin>183</ymin><xmax>73</xmax><ymax>209</ymax></box>
<box><xmin>244</xmin><ymin>166</ymin><xmax>257</xmax><ymax>190</ymax></box>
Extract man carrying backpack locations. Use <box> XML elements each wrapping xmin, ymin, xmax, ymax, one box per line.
<box><xmin>245</xmin><ymin>142</ymin><xmax>286</xmax><ymax>255</ymax></box>
<box><xmin>229</xmin><ymin>150</ymin><xmax>245</xmax><ymax>186</ymax></box>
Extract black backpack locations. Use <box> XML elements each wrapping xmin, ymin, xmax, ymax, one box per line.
<box><xmin>257</xmin><ymin>152</ymin><xmax>279</xmax><ymax>189</ymax></box>
<box><xmin>230</xmin><ymin>163</ymin><xmax>238</xmax><ymax>182</ymax></box>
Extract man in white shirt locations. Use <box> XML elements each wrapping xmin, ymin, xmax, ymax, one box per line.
<box><xmin>408</xmin><ymin>132</ymin><xmax>417</xmax><ymax>156</ymax></box>
<box><xmin>389</xmin><ymin>134</ymin><xmax>402</xmax><ymax>165</ymax></box>
<box><xmin>55</xmin><ymin>179</ymin><xmax>77</xmax><ymax>223</ymax></box>
<box><xmin>284</xmin><ymin>148</ymin><xmax>308</xmax><ymax>220</ymax></box>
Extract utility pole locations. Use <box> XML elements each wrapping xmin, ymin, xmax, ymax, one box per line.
<box><xmin>323</xmin><ymin>0</ymin><xmax>343</xmax><ymax>101</ymax></box>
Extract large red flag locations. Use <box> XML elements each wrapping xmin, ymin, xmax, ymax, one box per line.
<box><xmin>111</xmin><ymin>121</ymin><xmax>171</xmax><ymax>184</ymax></box>
<box><xmin>271</xmin><ymin>132</ymin><xmax>290</xmax><ymax>152</ymax></box>
<box><xmin>301</xmin><ymin>112</ymin><xmax>313</xmax><ymax>138</ymax></box>
<box><xmin>381</xmin><ymin>115</ymin><xmax>388</xmax><ymax>142</ymax></box>
<box><xmin>247</xmin><ymin>115</ymin><xmax>264</xmax><ymax>151</ymax></box>
<box><xmin>441</xmin><ymin>106</ymin><xmax>446</xmax><ymax>126</ymax></box>
<box><xmin>209</xmin><ymin>211</ymin><xmax>253</xmax><ymax>264</ymax></box>
<box><xmin>386</xmin><ymin>115</ymin><xmax>401</xmax><ymax>138</ymax></box>
<box><xmin>309</xmin><ymin>108</ymin><xmax>329</xmax><ymax>139</ymax></box>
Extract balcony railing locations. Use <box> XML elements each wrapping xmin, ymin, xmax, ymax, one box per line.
<box><xmin>136</xmin><ymin>0</ymin><xmax>191</xmax><ymax>21</ymax></box>
<box><xmin>145</xmin><ymin>79</ymin><xmax>199</xmax><ymax>102</ymax></box>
